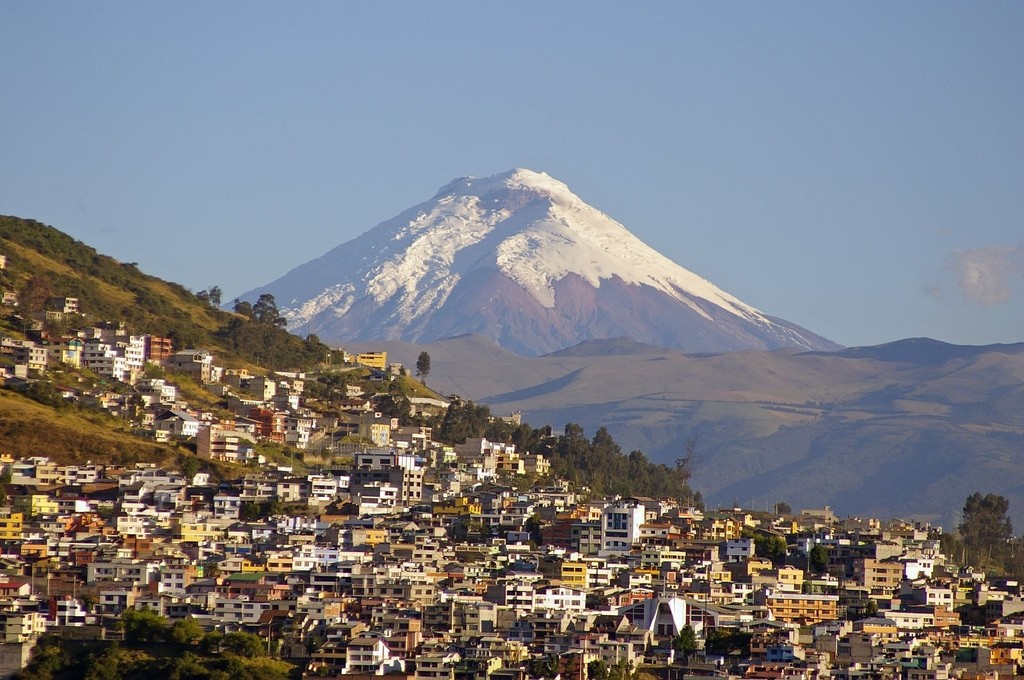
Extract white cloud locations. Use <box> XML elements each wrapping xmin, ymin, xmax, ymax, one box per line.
<box><xmin>948</xmin><ymin>245</ymin><xmax>1024</xmax><ymax>306</ymax></box>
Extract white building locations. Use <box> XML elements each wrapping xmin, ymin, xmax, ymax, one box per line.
<box><xmin>344</xmin><ymin>636</ymin><xmax>401</xmax><ymax>675</ymax></box>
<box><xmin>82</xmin><ymin>341</ymin><xmax>127</xmax><ymax>382</ymax></box>
<box><xmin>213</xmin><ymin>596</ymin><xmax>284</xmax><ymax>624</ymax></box>
<box><xmin>154</xmin><ymin>410</ymin><xmax>201</xmax><ymax>439</ymax></box>
<box><xmin>601</xmin><ymin>501</ymin><xmax>646</xmax><ymax>553</ymax></box>
<box><xmin>534</xmin><ymin>585</ymin><xmax>586</xmax><ymax>613</ymax></box>
<box><xmin>137</xmin><ymin>378</ymin><xmax>177</xmax><ymax>406</ymax></box>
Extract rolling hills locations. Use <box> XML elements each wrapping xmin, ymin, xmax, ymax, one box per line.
<box><xmin>352</xmin><ymin>335</ymin><xmax>1024</xmax><ymax>529</ymax></box>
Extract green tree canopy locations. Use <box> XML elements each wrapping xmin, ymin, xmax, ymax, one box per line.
<box><xmin>673</xmin><ymin>624</ymin><xmax>698</xmax><ymax>663</ymax></box>
<box><xmin>809</xmin><ymin>543</ymin><xmax>829</xmax><ymax>574</ymax></box>
<box><xmin>252</xmin><ymin>293</ymin><xmax>286</xmax><ymax>327</ymax></box>
<box><xmin>960</xmin><ymin>492</ymin><xmax>1013</xmax><ymax>568</ymax></box>
<box><xmin>197</xmin><ymin>285</ymin><xmax>222</xmax><ymax>306</ymax></box>
<box><xmin>121</xmin><ymin>608</ymin><xmax>169</xmax><ymax>644</ymax></box>
<box><xmin>233</xmin><ymin>298</ymin><xmax>253</xmax><ymax>318</ymax></box>
<box><xmin>754</xmin><ymin>533</ymin><xmax>788</xmax><ymax>566</ymax></box>
<box><xmin>169</xmin><ymin>617</ymin><xmax>205</xmax><ymax>645</ymax></box>
<box><xmin>416</xmin><ymin>350</ymin><xmax>431</xmax><ymax>383</ymax></box>
<box><xmin>588</xmin><ymin>659</ymin><xmax>609</xmax><ymax>680</ymax></box>
<box><xmin>221</xmin><ymin>631</ymin><xmax>267</xmax><ymax>658</ymax></box>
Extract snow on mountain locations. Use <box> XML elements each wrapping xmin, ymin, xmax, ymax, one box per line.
<box><xmin>240</xmin><ymin>168</ymin><xmax>839</xmax><ymax>355</ymax></box>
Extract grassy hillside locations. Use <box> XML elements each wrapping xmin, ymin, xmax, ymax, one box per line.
<box><xmin>0</xmin><ymin>215</ymin><xmax>363</xmax><ymax>466</ymax></box>
<box><xmin>0</xmin><ymin>215</ymin><xmax>341</xmax><ymax>372</ymax></box>
<box><xmin>0</xmin><ymin>389</ymin><xmax>177</xmax><ymax>465</ymax></box>
<box><xmin>0</xmin><ymin>215</ymin><xmax>229</xmax><ymax>348</ymax></box>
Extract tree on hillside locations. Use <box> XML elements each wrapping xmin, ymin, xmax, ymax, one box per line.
<box><xmin>588</xmin><ymin>660</ymin><xmax>609</xmax><ymax>680</ymax></box>
<box><xmin>705</xmin><ymin>628</ymin><xmax>753</xmax><ymax>657</ymax></box>
<box><xmin>754</xmin><ymin>533</ymin><xmax>788</xmax><ymax>566</ymax></box>
<box><xmin>416</xmin><ymin>351</ymin><xmax>431</xmax><ymax>383</ymax></box>
<box><xmin>376</xmin><ymin>389</ymin><xmax>412</xmax><ymax>424</ymax></box>
<box><xmin>960</xmin><ymin>492</ymin><xmax>1013</xmax><ymax>567</ymax></box>
<box><xmin>252</xmin><ymin>293</ymin><xmax>286</xmax><ymax>327</ymax></box>
<box><xmin>221</xmin><ymin>631</ymin><xmax>267</xmax><ymax>658</ymax></box>
<box><xmin>168</xmin><ymin>617</ymin><xmax>204</xmax><ymax>645</ymax></box>
<box><xmin>809</xmin><ymin>544</ymin><xmax>829</xmax><ymax>574</ymax></box>
<box><xmin>437</xmin><ymin>398</ymin><xmax>492</xmax><ymax>444</ymax></box>
<box><xmin>675</xmin><ymin>437</ymin><xmax>697</xmax><ymax>483</ymax></box>
<box><xmin>526</xmin><ymin>655</ymin><xmax>560</xmax><ymax>679</ymax></box>
<box><xmin>121</xmin><ymin>608</ymin><xmax>169</xmax><ymax>643</ymax></box>
<box><xmin>196</xmin><ymin>285</ymin><xmax>222</xmax><ymax>306</ymax></box>
<box><xmin>233</xmin><ymin>298</ymin><xmax>254</xmax><ymax>318</ymax></box>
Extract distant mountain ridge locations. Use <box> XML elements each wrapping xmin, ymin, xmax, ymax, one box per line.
<box><xmin>348</xmin><ymin>335</ymin><xmax>1024</xmax><ymax>529</ymax></box>
<box><xmin>241</xmin><ymin>169</ymin><xmax>840</xmax><ymax>355</ymax></box>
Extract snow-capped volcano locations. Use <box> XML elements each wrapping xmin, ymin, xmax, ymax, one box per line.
<box><xmin>241</xmin><ymin>169</ymin><xmax>839</xmax><ymax>355</ymax></box>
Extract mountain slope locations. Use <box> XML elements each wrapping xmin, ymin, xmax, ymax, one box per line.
<box><xmin>0</xmin><ymin>215</ymin><xmax>226</xmax><ymax>348</ymax></box>
<box><xmin>242</xmin><ymin>169</ymin><xmax>839</xmax><ymax>355</ymax></box>
<box><xmin>356</xmin><ymin>335</ymin><xmax>1024</xmax><ymax>529</ymax></box>
<box><xmin>0</xmin><ymin>215</ymin><xmax>338</xmax><ymax>373</ymax></box>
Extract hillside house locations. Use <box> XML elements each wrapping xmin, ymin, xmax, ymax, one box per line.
<box><xmin>154</xmin><ymin>410</ymin><xmax>201</xmax><ymax>438</ymax></box>
<box><xmin>165</xmin><ymin>349</ymin><xmax>215</xmax><ymax>382</ymax></box>
<box><xmin>58</xmin><ymin>338</ymin><xmax>84</xmax><ymax>367</ymax></box>
<box><xmin>197</xmin><ymin>424</ymin><xmax>257</xmax><ymax>462</ymax></box>
<box><xmin>136</xmin><ymin>378</ymin><xmax>177</xmax><ymax>406</ymax></box>
<box><xmin>143</xmin><ymin>335</ymin><xmax>174</xmax><ymax>362</ymax></box>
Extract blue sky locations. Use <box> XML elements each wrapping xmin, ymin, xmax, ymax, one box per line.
<box><xmin>1</xmin><ymin>2</ymin><xmax>1022</xmax><ymax>348</ymax></box>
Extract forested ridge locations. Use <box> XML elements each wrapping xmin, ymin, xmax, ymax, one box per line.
<box><xmin>434</xmin><ymin>399</ymin><xmax>701</xmax><ymax>504</ymax></box>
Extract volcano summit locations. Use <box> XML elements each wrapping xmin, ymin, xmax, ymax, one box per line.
<box><xmin>241</xmin><ymin>169</ymin><xmax>838</xmax><ymax>355</ymax></box>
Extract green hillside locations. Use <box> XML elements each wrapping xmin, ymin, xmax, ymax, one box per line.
<box><xmin>0</xmin><ymin>388</ymin><xmax>177</xmax><ymax>465</ymax></box>
<box><xmin>0</xmin><ymin>215</ymin><xmax>332</xmax><ymax>371</ymax></box>
<box><xmin>0</xmin><ymin>215</ymin><xmax>226</xmax><ymax>348</ymax></box>
<box><xmin>0</xmin><ymin>215</ymin><xmax>345</xmax><ymax>465</ymax></box>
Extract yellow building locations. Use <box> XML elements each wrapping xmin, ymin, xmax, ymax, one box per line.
<box><xmin>495</xmin><ymin>450</ymin><xmax>525</xmax><ymax>475</ymax></box>
<box><xmin>0</xmin><ymin>511</ymin><xmax>23</xmax><ymax>540</ymax></box>
<box><xmin>267</xmin><ymin>552</ymin><xmax>294</xmax><ymax>572</ymax></box>
<box><xmin>747</xmin><ymin>558</ymin><xmax>775</xmax><ymax>576</ymax></box>
<box><xmin>351</xmin><ymin>526</ymin><xmax>387</xmax><ymax>547</ymax></box>
<box><xmin>773</xmin><ymin>565</ymin><xmax>805</xmax><ymax>591</ymax></box>
<box><xmin>20</xmin><ymin>543</ymin><xmax>48</xmax><ymax>560</ymax></box>
<box><xmin>639</xmin><ymin>546</ymin><xmax>688</xmax><ymax>570</ymax></box>
<box><xmin>433</xmin><ymin>497</ymin><xmax>483</xmax><ymax>516</ymax></box>
<box><xmin>854</xmin><ymin>617</ymin><xmax>899</xmax><ymax>640</ymax></box>
<box><xmin>708</xmin><ymin>563</ymin><xmax>733</xmax><ymax>583</ymax></box>
<box><xmin>355</xmin><ymin>352</ymin><xmax>387</xmax><ymax>369</ymax></box>
<box><xmin>14</xmin><ymin>494</ymin><xmax>59</xmax><ymax>518</ymax></box>
<box><xmin>560</xmin><ymin>560</ymin><xmax>588</xmax><ymax>588</ymax></box>
<box><xmin>175</xmin><ymin>521</ymin><xmax>226</xmax><ymax>543</ymax></box>
<box><xmin>988</xmin><ymin>645</ymin><xmax>1023</xmax><ymax>667</ymax></box>
<box><xmin>369</xmin><ymin>422</ymin><xmax>391</xmax><ymax>448</ymax></box>
<box><xmin>855</xmin><ymin>557</ymin><xmax>903</xmax><ymax>596</ymax></box>
<box><xmin>697</xmin><ymin>514</ymin><xmax>741</xmax><ymax>541</ymax></box>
